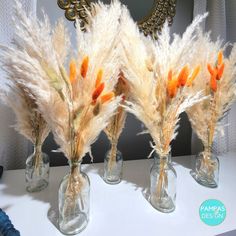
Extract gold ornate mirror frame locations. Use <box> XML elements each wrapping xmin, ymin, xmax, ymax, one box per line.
<box><xmin>57</xmin><ymin>0</ymin><xmax>177</xmax><ymax>37</ymax></box>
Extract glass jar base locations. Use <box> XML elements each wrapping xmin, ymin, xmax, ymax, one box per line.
<box><xmin>59</xmin><ymin>213</ymin><xmax>89</xmax><ymax>235</ymax></box>
<box><xmin>150</xmin><ymin>196</ymin><xmax>175</xmax><ymax>213</ymax></box>
<box><xmin>26</xmin><ymin>179</ymin><xmax>48</xmax><ymax>192</ymax></box>
<box><xmin>190</xmin><ymin>170</ymin><xmax>218</xmax><ymax>188</ymax></box>
<box><xmin>103</xmin><ymin>176</ymin><xmax>121</xmax><ymax>185</ymax></box>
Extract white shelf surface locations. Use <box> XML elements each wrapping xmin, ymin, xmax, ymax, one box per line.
<box><xmin>0</xmin><ymin>153</ymin><xmax>236</xmax><ymax>236</ymax></box>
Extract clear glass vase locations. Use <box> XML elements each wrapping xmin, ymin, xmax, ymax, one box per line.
<box><xmin>191</xmin><ymin>150</ymin><xmax>219</xmax><ymax>188</ymax></box>
<box><xmin>59</xmin><ymin>160</ymin><xmax>90</xmax><ymax>235</ymax></box>
<box><xmin>25</xmin><ymin>144</ymin><xmax>49</xmax><ymax>192</ymax></box>
<box><xmin>103</xmin><ymin>145</ymin><xmax>123</xmax><ymax>184</ymax></box>
<box><xmin>150</xmin><ymin>153</ymin><xmax>177</xmax><ymax>213</ymax></box>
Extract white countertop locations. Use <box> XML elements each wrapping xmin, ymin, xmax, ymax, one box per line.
<box><xmin>0</xmin><ymin>153</ymin><xmax>236</xmax><ymax>236</ymax></box>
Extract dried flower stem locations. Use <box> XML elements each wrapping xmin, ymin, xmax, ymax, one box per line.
<box><xmin>105</xmin><ymin>74</ymin><xmax>128</xmax><ymax>171</ymax></box>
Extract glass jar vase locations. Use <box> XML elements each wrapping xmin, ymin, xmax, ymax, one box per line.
<box><xmin>150</xmin><ymin>153</ymin><xmax>177</xmax><ymax>213</ymax></box>
<box><xmin>103</xmin><ymin>146</ymin><xmax>123</xmax><ymax>184</ymax></box>
<box><xmin>191</xmin><ymin>150</ymin><xmax>219</xmax><ymax>188</ymax></box>
<box><xmin>59</xmin><ymin>160</ymin><xmax>90</xmax><ymax>235</ymax></box>
<box><xmin>25</xmin><ymin>144</ymin><xmax>49</xmax><ymax>192</ymax></box>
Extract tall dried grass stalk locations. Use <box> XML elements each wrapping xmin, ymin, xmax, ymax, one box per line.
<box><xmin>186</xmin><ymin>29</ymin><xmax>236</xmax><ymax>176</ymax></box>
<box><xmin>1</xmin><ymin>1</ymin><xmax>122</xmax><ymax>201</ymax></box>
<box><xmin>0</xmin><ymin>63</ymin><xmax>50</xmax><ymax>171</ymax></box>
<box><xmin>104</xmin><ymin>72</ymin><xmax>129</xmax><ymax>170</ymax></box>
<box><xmin>120</xmin><ymin>9</ymin><xmax>206</xmax><ymax>199</ymax></box>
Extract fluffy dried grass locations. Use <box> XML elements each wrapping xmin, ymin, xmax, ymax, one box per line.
<box><xmin>104</xmin><ymin>72</ymin><xmax>129</xmax><ymax>170</ymax></box>
<box><xmin>0</xmin><ymin>1</ymin><xmax>122</xmax><ymax>201</ymax></box>
<box><xmin>185</xmin><ymin>29</ymin><xmax>236</xmax><ymax>176</ymax></box>
<box><xmin>186</xmin><ymin>30</ymin><xmax>236</xmax><ymax>150</ymax></box>
<box><xmin>0</xmin><ymin>80</ymin><xmax>49</xmax><ymax>146</ymax></box>
<box><xmin>121</xmin><ymin>9</ymin><xmax>206</xmax><ymax>158</ymax></box>
<box><xmin>120</xmin><ymin>10</ymin><xmax>207</xmax><ymax>201</ymax></box>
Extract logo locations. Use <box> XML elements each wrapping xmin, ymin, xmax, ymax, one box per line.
<box><xmin>199</xmin><ymin>199</ymin><xmax>226</xmax><ymax>226</ymax></box>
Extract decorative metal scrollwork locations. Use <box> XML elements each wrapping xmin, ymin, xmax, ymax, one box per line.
<box><xmin>138</xmin><ymin>0</ymin><xmax>177</xmax><ymax>38</ymax></box>
<box><xmin>57</xmin><ymin>0</ymin><xmax>91</xmax><ymax>29</ymax></box>
<box><xmin>57</xmin><ymin>0</ymin><xmax>177</xmax><ymax>38</ymax></box>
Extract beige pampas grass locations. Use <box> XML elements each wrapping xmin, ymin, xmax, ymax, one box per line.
<box><xmin>120</xmin><ymin>9</ymin><xmax>206</xmax><ymax>202</ymax></box>
<box><xmin>0</xmin><ymin>79</ymin><xmax>49</xmax><ymax>147</ymax></box>
<box><xmin>104</xmin><ymin>72</ymin><xmax>129</xmax><ymax>171</ymax></box>
<box><xmin>1</xmin><ymin>0</ymin><xmax>122</xmax><ymax>201</ymax></box>
<box><xmin>0</xmin><ymin>78</ymin><xmax>50</xmax><ymax>171</ymax></box>
<box><xmin>185</xmin><ymin>29</ymin><xmax>236</xmax><ymax>177</ymax></box>
<box><xmin>121</xmin><ymin>9</ymin><xmax>206</xmax><ymax>158</ymax></box>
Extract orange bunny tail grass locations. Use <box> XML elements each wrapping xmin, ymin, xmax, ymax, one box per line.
<box><xmin>80</xmin><ymin>56</ymin><xmax>89</xmax><ymax>78</ymax></box>
<box><xmin>92</xmin><ymin>82</ymin><xmax>105</xmax><ymax>101</ymax></box>
<box><xmin>167</xmin><ymin>79</ymin><xmax>178</xmax><ymax>98</ymax></box>
<box><xmin>95</xmin><ymin>69</ymin><xmax>103</xmax><ymax>88</ymax></box>
<box><xmin>69</xmin><ymin>59</ymin><xmax>77</xmax><ymax>84</ymax></box>
<box><xmin>216</xmin><ymin>63</ymin><xmax>225</xmax><ymax>80</ymax></box>
<box><xmin>207</xmin><ymin>63</ymin><xmax>215</xmax><ymax>76</ymax></box>
<box><xmin>210</xmin><ymin>75</ymin><xmax>217</xmax><ymax>92</ymax></box>
<box><xmin>218</xmin><ymin>51</ymin><xmax>223</xmax><ymax>66</ymax></box>
<box><xmin>101</xmin><ymin>92</ymin><xmax>114</xmax><ymax>104</ymax></box>
<box><xmin>187</xmin><ymin>65</ymin><xmax>201</xmax><ymax>87</ymax></box>
<box><xmin>178</xmin><ymin>65</ymin><xmax>190</xmax><ymax>87</ymax></box>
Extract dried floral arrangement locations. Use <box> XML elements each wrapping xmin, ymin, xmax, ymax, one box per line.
<box><xmin>0</xmin><ymin>62</ymin><xmax>49</xmax><ymax>171</ymax></box>
<box><xmin>104</xmin><ymin>72</ymin><xmax>129</xmax><ymax>171</ymax></box>
<box><xmin>186</xmin><ymin>29</ymin><xmax>236</xmax><ymax>177</ymax></box>
<box><xmin>120</xmin><ymin>9</ymin><xmax>206</xmax><ymax>201</ymax></box>
<box><xmin>1</xmin><ymin>1</ymin><xmax>122</xmax><ymax>195</ymax></box>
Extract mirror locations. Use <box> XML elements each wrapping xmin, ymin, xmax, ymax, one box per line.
<box><xmin>57</xmin><ymin>0</ymin><xmax>177</xmax><ymax>37</ymax></box>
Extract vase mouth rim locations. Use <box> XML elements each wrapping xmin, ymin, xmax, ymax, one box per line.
<box><xmin>68</xmin><ymin>159</ymin><xmax>82</xmax><ymax>165</ymax></box>
<box><xmin>153</xmin><ymin>153</ymin><xmax>171</xmax><ymax>159</ymax></box>
<box><xmin>200</xmin><ymin>150</ymin><xmax>217</xmax><ymax>155</ymax></box>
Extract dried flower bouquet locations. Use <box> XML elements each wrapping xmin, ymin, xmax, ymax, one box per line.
<box><xmin>0</xmin><ymin>51</ymin><xmax>50</xmax><ymax>192</ymax></box>
<box><xmin>103</xmin><ymin>72</ymin><xmax>129</xmax><ymax>181</ymax></box>
<box><xmin>120</xmin><ymin>9</ymin><xmax>206</xmax><ymax>212</ymax></box>
<box><xmin>186</xmin><ymin>30</ymin><xmax>236</xmax><ymax>187</ymax></box>
<box><xmin>0</xmin><ymin>1</ymin><xmax>122</xmax><ymax>232</ymax></box>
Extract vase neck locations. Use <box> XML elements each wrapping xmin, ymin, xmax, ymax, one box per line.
<box><xmin>33</xmin><ymin>143</ymin><xmax>42</xmax><ymax>155</ymax></box>
<box><xmin>68</xmin><ymin>160</ymin><xmax>82</xmax><ymax>175</ymax></box>
<box><xmin>154</xmin><ymin>153</ymin><xmax>171</xmax><ymax>164</ymax></box>
<box><xmin>203</xmin><ymin>148</ymin><xmax>214</xmax><ymax>160</ymax></box>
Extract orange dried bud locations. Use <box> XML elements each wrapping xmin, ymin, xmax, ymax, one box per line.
<box><xmin>178</xmin><ymin>65</ymin><xmax>189</xmax><ymax>87</ymax></box>
<box><xmin>69</xmin><ymin>59</ymin><xmax>77</xmax><ymax>84</ymax></box>
<box><xmin>92</xmin><ymin>82</ymin><xmax>104</xmax><ymax>101</ymax></box>
<box><xmin>80</xmin><ymin>56</ymin><xmax>89</xmax><ymax>78</ymax></box>
<box><xmin>95</xmin><ymin>69</ymin><xmax>103</xmax><ymax>88</ymax></box>
<box><xmin>167</xmin><ymin>79</ymin><xmax>178</xmax><ymax>98</ymax></box>
<box><xmin>168</xmin><ymin>69</ymin><xmax>172</xmax><ymax>81</ymax></box>
<box><xmin>101</xmin><ymin>92</ymin><xmax>114</xmax><ymax>104</ymax></box>
<box><xmin>218</xmin><ymin>51</ymin><xmax>223</xmax><ymax>66</ymax></box>
<box><xmin>207</xmin><ymin>64</ymin><xmax>215</xmax><ymax>76</ymax></box>
<box><xmin>210</xmin><ymin>75</ymin><xmax>217</xmax><ymax>92</ymax></box>
<box><xmin>186</xmin><ymin>65</ymin><xmax>201</xmax><ymax>87</ymax></box>
<box><xmin>216</xmin><ymin>63</ymin><xmax>225</xmax><ymax>80</ymax></box>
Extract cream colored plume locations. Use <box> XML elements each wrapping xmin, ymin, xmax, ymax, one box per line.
<box><xmin>120</xmin><ymin>9</ymin><xmax>206</xmax><ymax>157</ymax></box>
<box><xmin>0</xmin><ymin>78</ymin><xmax>49</xmax><ymax>145</ymax></box>
<box><xmin>0</xmin><ymin>1</ymin><xmax>122</xmax><ymax>161</ymax></box>
<box><xmin>186</xmin><ymin>29</ymin><xmax>236</xmax><ymax>148</ymax></box>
